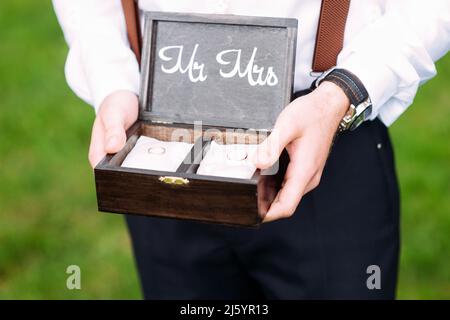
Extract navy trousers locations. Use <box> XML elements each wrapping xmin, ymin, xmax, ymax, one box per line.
<box><xmin>125</xmin><ymin>118</ymin><xmax>400</xmax><ymax>299</ymax></box>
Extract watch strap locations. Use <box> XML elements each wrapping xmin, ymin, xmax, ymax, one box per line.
<box><xmin>323</xmin><ymin>68</ymin><xmax>368</xmax><ymax>106</ymax></box>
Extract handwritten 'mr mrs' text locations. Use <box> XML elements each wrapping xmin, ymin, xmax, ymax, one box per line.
<box><xmin>158</xmin><ymin>44</ymin><xmax>278</xmax><ymax>87</ymax></box>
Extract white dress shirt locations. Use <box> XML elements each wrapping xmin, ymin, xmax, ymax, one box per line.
<box><xmin>53</xmin><ymin>0</ymin><xmax>450</xmax><ymax>126</ymax></box>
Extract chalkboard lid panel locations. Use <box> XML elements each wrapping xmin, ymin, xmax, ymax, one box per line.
<box><xmin>139</xmin><ymin>11</ymin><xmax>298</xmax><ymax>131</ymax></box>
<box><xmin>140</xmin><ymin>11</ymin><xmax>298</xmax><ymax>28</ymax></box>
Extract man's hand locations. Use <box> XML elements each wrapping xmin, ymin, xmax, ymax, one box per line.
<box><xmin>254</xmin><ymin>81</ymin><xmax>350</xmax><ymax>222</ymax></box>
<box><xmin>88</xmin><ymin>90</ymin><xmax>138</xmax><ymax>168</ymax></box>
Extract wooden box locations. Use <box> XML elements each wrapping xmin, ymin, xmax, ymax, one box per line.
<box><xmin>95</xmin><ymin>12</ymin><xmax>298</xmax><ymax>227</ymax></box>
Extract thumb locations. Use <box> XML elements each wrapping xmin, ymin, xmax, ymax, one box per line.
<box><xmin>254</xmin><ymin>122</ymin><xmax>297</xmax><ymax>169</ymax></box>
<box><xmin>102</xmin><ymin>112</ymin><xmax>127</xmax><ymax>154</ymax></box>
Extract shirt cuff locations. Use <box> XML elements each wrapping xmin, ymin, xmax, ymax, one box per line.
<box><xmin>78</xmin><ymin>30</ymin><xmax>140</xmax><ymax>113</ymax></box>
<box><xmin>337</xmin><ymin>51</ymin><xmax>399</xmax><ymax>121</ymax></box>
<box><xmin>85</xmin><ymin>48</ymin><xmax>140</xmax><ymax>113</ymax></box>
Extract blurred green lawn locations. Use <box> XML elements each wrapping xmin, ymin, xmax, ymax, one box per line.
<box><xmin>0</xmin><ymin>2</ymin><xmax>448</xmax><ymax>299</ymax></box>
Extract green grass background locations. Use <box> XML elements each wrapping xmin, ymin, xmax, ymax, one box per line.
<box><xmin>0</xmin><ymin>1</ymin><xmax>448</xmax><ymax>299</ymax></box>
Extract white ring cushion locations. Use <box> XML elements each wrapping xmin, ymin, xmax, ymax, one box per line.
<box><xmin>197</xmin><ymin>141</ymin><xmax>257</xmax><ymax>179</ymax></box>
<box><xmin>121</xmin><ymin>136</ymin><xmax>193</xmax><ymax>172</ymax></box>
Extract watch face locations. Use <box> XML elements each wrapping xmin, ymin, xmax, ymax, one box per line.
<box><xmin>363</xmin><ymin>105</ymin><xmax>373</xmax><ymax>120</ymax></box>
<box><xmin>349</xmin><ymin>115</ymin><xmax>365</xmax><ymax>131</ymax></box>
<box><xmin>350</xmin><ymin>105</ymin><xmax>372</xmax><ymax>131</ymax></box>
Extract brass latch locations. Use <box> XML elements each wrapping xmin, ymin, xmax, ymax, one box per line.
<box><xmin>158</xmin><ymin>176</ymin><xmax>190</xmax><ymax>185</ymax></box>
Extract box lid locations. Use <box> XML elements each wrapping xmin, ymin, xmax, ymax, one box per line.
<box><xmin>139</xmin><ymin>12</ymin><xmax>298</xmax><ymax>130</ymax></box>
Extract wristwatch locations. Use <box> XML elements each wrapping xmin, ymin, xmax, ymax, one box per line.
<box><xmin>314</xmin><ymin>67</ymin><xmax>372</xmax><ymax>132</ymax></box>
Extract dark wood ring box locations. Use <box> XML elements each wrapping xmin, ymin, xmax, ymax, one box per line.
<box><xmin>95</xmin><ymin>12</ymin><xmax>298</xmax><ymax>227</ymax></box>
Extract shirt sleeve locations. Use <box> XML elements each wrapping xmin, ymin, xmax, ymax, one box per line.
<box><xmin>337</xmin><ymin>0</ymin><xmax>450</xmax><ymax>126</ymax></box>
<box><xmin>52</xmin><ymin>0</ymin><xmax>140</xmax><ymax>112</ymax></box>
